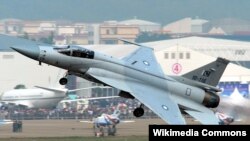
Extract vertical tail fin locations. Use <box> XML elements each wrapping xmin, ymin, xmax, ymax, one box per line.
<box><xmin>182</xmin><ymin>57</ymin><xmax>230</xmax><ymax>86</ymax></box>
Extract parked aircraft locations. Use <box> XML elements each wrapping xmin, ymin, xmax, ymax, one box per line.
<box><xmin>0</xmin><ymin>86</ymin><xmax>113</xmax><ymax>109</ymax></box>
<box><xmin>11</xmin><ymin>40</ymin><xmax>229</xmax><ymax>124</ymax></box>
<box><xmin>80</xmin><ymin>103</ymin><xmax>134</xmax><ymax>136</ymax></box>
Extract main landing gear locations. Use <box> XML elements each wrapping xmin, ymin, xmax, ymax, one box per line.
<box><xmin>133</xmin><ymin>104</ymin><xmax>144</xmax><ymax>117</ymax></box>
<box><xmin>59</xmin><ymin>77</ymin><xmax>68</xmax><ymax>85</ymax></box>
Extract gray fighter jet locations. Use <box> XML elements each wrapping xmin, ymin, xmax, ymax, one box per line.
<box><xmin>11</xmin><ymin>40</ymin><xmax>229</xmax><ymax>124</ymax></box>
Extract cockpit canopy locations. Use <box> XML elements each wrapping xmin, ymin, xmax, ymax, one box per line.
<box><xmin>58</xmin><ymin>47</ymin><xmax>94</xmax><ymax>59</ymax></box>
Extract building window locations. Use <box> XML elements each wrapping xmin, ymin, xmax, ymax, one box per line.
<box><xmin>110</xmin><ymin>28</ymin><xmax>117</xmax><ymax>34</ymax></box>
<box><xmin>171</xmin><ymin>53</ymin><xmax>175</xmax><ymax>59</ymax></box>
<box><xmin>88</xmin><ymin>31</ymin><xmax>94</xmax><ymax>36</ymax></box>
<box><xmin>186</xmin><ymin>52</ymin><xmax>190</xmax><ymax>59</ymax></box>
<box><xmin>106</xmin><ymin>29</ymin><xmax>110</xmax><ymax>34</ymax></box>
<box><xmin>179</xmin><ymin>53</ymin><xmax>183</xmax><ymax>59</ymax></box>
<box><xmin>103</xmin><ymin>40</ymin><xmax>117</xmax><ymax>44</ymax></box>
<box><xmin>71</xmin><ymin>41</ymin><xmax>77</xmax><ymax>44</ymax></box>
<box><xmin>164</xmin><ymin>52</ymin><xmax>169</xmax><ymax>59</ymax></box>
<box><xmin>88</xmin><ymin>40</ymin><xmax>94</xmax><ymax>44</ymax></box>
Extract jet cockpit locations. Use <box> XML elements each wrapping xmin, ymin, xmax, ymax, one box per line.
<box><xmin>58</xmin><ymin>46</ymin><xmax>94</xmax><ymax>59</ymax></box>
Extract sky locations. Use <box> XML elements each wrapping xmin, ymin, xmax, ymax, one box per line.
<box><xmin>0</xmin><ymin>0</ymin><xmax>250</xmax><ymax>24</ymax></box>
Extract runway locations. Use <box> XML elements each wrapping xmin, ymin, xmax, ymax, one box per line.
<box><xmin>0</xmin><ymin>118</ymin><xmax>246</xmax><ymax>138</ymax></box>
<box><xmin>0</xmin><ymin>118</ymin><xmax>164</xmax><ymax>138</ymax></box>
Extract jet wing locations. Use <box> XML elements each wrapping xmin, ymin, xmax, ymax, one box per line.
<box><xmin>131</xmin><ymin>85</ymin><xmax>186</xmax><ymax>124</ymax></box>
<box><xmin>121</xmin><ymin>39</ymin><xmax>166</xmax><ymax>77</ymax></box>
<box><xmin>87</xmin><ymin>41</ymin><xmax>185</xmax><ymax>124</ymax></box>
<box><xmin>87</xmin><ymin>69</ymin><xmax>186</xmax><ymax>125</ymax></box>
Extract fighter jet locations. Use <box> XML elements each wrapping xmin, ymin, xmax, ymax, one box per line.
<box><xmin>11</xmin><ymin>40</ymin><xmax>229</xmax><ymax>124</ymax></box>
<box><xmin>0</xmin><ymin>86</ymin><xmax>113</xmax><ymax>109</ymax></box>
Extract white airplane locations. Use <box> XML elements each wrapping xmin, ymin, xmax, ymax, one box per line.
<box><xmin>80</xmin><ymin>103</ymin><xmax>134</xmax><ymax>136</ymax></box>
<box><xmin>0</xmin><ymin>86</ymin><xmax>114</xmax><ymax>109</ymax></box>
<box><xmin>11</xmin><ymin>39</ymin><xmax>229</xmax><ymax>124</ymax></box>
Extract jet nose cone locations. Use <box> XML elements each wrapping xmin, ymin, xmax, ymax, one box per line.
<box><xmin>11</xmin><ymin>45</ymin><xmax>40</xmax><ymax>60</ymax></box>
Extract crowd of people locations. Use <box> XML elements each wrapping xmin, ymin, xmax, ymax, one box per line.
<box><xmin>0</xmin><ymin>97</ymin><xmax>158</xmax><ymax>120</ymax></box>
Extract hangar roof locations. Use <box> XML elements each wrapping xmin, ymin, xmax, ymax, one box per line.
<box><xmin>146</xmin><ymin>36</ymin><xmax>250</xmax><ymax>50</ymax></box>
<box><xmin>83</xmin><ymin>36</ymin><xmax>250</xmax><ymax>59</ymax></box>
<box><xmin>146</xmin><ymin>36</ymin><xmax>250</xmax><ymax>61</ymax></box>
<box><xmin>119</xmin><ymin>18</ymin><xmax>160</xmax><ymax>26</ymax></box>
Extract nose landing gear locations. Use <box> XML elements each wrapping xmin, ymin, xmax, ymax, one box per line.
<box><xmin>59</xmin><ymin>71</ymin><xmax>69</xmax><ymax>85</ymax></box>
<box><xmin>59</xmin><ymin>77</ymin><xmax>68</xmax><ymax>85</ymax></box>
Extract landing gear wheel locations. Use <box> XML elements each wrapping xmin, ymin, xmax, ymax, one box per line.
<box><xmin>59</xmin><ymin>77</ymin><xmax>68</xmax><ymax>85</ymax></box>
<box><xmin>133</xmin><ymin>107</ymin><xmax>144</xmax><ymax>117</ymax></box>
